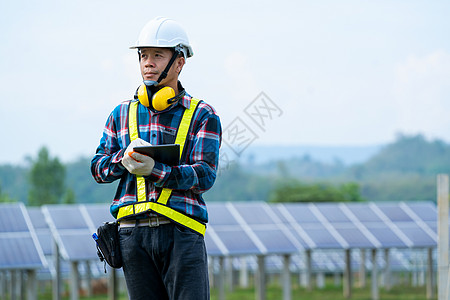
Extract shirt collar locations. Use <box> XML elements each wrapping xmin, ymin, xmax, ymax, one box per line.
<box><xmin>179</xmin><ymin>93</ymin><xmax>192</xmax><ymax>109</ymax></box>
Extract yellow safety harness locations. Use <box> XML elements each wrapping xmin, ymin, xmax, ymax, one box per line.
<box><xmin>117</xmin><ymin>98</ymin><xmax>207</xmax><ymax>235</ymax></box>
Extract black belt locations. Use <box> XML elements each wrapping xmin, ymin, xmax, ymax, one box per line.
<box><xmin>119</xmin><ymin>216</ymin><xmax>171</xmax><ymax>228</ymax></box>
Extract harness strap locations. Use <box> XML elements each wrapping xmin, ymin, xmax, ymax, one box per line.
<box><xmin>128</xmin><ymin>102</ymin><xmax>147</xmax><ymax>204</ymax></box>
<box><xmin>157</xmin><ymin>98</ymin><xmax>199</xmax><ymax>205</ymax></box>
<box><xmin>118</xmin><ymin>98</ymin><xmax>205</xmax><ymax>235</ymax></box>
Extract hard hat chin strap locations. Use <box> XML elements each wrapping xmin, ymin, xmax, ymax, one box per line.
<box><xmin>143</xmin><ymin>80</ymin><xmax>158</xmax><ymax>86</ymax></box>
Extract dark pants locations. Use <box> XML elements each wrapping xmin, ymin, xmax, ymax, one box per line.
<box><xmin>119</xmin><ymin>223</ymin><xmax>209</xmax><ymax>300</ymax></box>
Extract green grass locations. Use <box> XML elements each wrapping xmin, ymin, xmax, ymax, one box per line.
<box><xmin>34</xmin><ymin>280</ymin><xmax>436</xmax><ymax>300</ymax></box>
<box><xmin>210</xmin><ymin>284</ymin><xmax>436</xmax><ymax>300</ymax></box>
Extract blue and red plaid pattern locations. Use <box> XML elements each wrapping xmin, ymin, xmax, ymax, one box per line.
<box><xmin>91</xmin><ymin>92</ymin><xmax>222</xmax><ymax>223</ymax></box>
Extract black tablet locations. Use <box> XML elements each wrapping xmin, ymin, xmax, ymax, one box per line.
<box><xmin>133</xmin><ymin>144</ymin><xmax>180</xmax><ymax>166</ymax></box>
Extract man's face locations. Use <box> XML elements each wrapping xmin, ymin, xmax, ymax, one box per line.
<box><xmin>139</xmin><ymin>47</ymin><xmax>184</xmax><ymax>89</ymax></box>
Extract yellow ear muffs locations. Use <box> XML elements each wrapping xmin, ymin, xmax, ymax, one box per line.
<box><xmin>137</xmin><ymin>84</ymin><xmax>150</xmax><ymax>107</ymax></box>
<box><xmin>152</xmin><ymin>86</ymin><xmax>175</xmax><ymax>111</ymax></box>
<box><xmin>137</xmin><ymin>85</ymin><xmax>176</xmax><ymax>111</ymax></box>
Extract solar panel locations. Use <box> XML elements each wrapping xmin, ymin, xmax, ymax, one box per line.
<box><xmin>35</xmin><ymin>231</ymin><xmax>54</xmax><ymax>256</ymax></box>
<box><xmin>375</xmin><ymin>203</ymin><xmax>414</xmax><ymax>222</ymax></box>
<box><xmin>0</xmin><ymin>236</ymin><xmax>44</xmax><ymax>269</ymax></box>
<box><xmin>208</xmin><ymin>203</ymin><xmax>239</xmax><ymax>226</ymax></box>
<box><xmin>44</xmin><ymin>205</ymin><xmax>90</xmax><ymax>230</ymax></box>
<box><xmin>278</xmin><ymin>203</ymin><xmax>321</xmax><ymax>223</ymax></box>
<box><xmin>363</xmin><ymin>224</ymin><xmax>408</xmax><ymax>248</ymax></box>
<box><xmin>395</xmin><ymin>222</ymin><xmax>436</xmax><ymax>247</ymax></box>
<box><xmin>27</xmin><ymin>207</ymin><xmax>50</xmax><ymax>230</ymax></box>
<box><xmin>333</xmin><ymin>225</ymin><xmax>375</xmax><ymax>248</ymax></box>
<box><xmin>211</xmin><ymin>227</ymin><xmax>261</xmax><ymax>255</ymax></box>
<box><xmin>404</xmin><ymin>202</ymin><xmax>437</xmax><ymax>222</ymax></box>
<box><xmin>218</xmin><ymin>202</ymin><xmax>304</xmax><ymax>254</ymax></box>
<box><xmin>344</xmin><ymin>203</ymin><xmax>383</xmax><ymax>222</ymax></box>
<box><xmin>231</xmin><ymin>202</ymin><xmax>275</xmax><ymax>225</ymax></box>
<box><xmin>83</xmin><ymin>203</ymin><xmax>115</xmax><ymax>228</ymax></box>
<box><xmin>0</xmin><ymin>203</ymin><xmax>46</xmax><ymax>270</ymax></box>
<box><xmin>42</xmin><ymin>204</ymin><xmax>97</xmax><ymax>261</ymax></box>
<box><xmin>300</xmin><ymin>223</ymin><xmax>342</xmax><ymax>249</ymax></box>
<box><xmin>27</xmin><ymin>207</ymin><xmax>53</xmax><ymax>256</ymax></box>
<box><xmin>0</xmin><ymin>204</ymin><xmax>29</xmax><ymax>232</ymax></box>
<box><xmin>314</xmin><ymin>203</ymin><xmax>352</xmax><ymax>223</ymax></box>
<box><xmin>425</xmin><ymin>221</ymin><xmax>437</xmax><ymax>233</ymax></box>
<box><xmin>284</xmin><ymin>225</ymin><xmax>315</xmax><ymax>249</ymax></box>
<box><xmin>60</xmin><ymin>231</ymin><xmax>96</xmax><ymax>261</ymax></box>
<box><xmin>251</xmin><ymin>227</ymin><xmax>299</xmax><ymax>254</ymax></box>
<box><xmin>204</xmin><ymin>232</ymin><xmax>223</xmax><ymax>256</ymax></box>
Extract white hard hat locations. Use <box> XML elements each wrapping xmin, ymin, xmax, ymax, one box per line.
<box><xmin>130</xmin><ymin>17</ymin><xmax>193</xmax><ymax>58</ymax></box>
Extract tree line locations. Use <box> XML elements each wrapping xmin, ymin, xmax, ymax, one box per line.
<box><xmin>1</xmin><ymin>134</ymin><xmax>449</xmax><ymax>205</ymax></box>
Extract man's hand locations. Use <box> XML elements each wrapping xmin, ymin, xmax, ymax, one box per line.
<box><xmin>123</xmin><ymin>138</ymin><xmax>151</xmax><ymax>156</ymax></box>
<box><xmin>121</xmin><ymin>138</ymin><xmax>155</xmax><ymax>176</ymax></box>
<box><xmin>122</xmin><ymin>151</ymin><xmax>155</xmax><ymax>176</ymax></box>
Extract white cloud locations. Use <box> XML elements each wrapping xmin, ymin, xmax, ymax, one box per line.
<box><xmin>100</xmin><ymin>59</ymin><xmax>115</xmax><ymax>71</ymax></box>
<box><xmin>393</xmin><ymin>50</ymin><xmax>450</xmax><ymax>139</ymax></box>
<box><xmin>123</xmin><ymin>52</ymin><xmax>141</xmax><ymax>81</ymax></box>
<box><xmin>223</xmin><ymin>52</ymin><xmax>261</xmax><ymax>105</ymax></box>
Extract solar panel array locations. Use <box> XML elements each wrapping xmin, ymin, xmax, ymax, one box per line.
<box><xmin>205</xmin><ymin>201</ymin><xmax>438</xmax><ymax>256</ymax></box>
<box><xmin>217</xmin><ymin>247</ymin><xmax>416</xmax><ymax>276</ymax></box>
<box><xmin>0</xmin><ymin>201</ymin><xmax>439</xmax><ymax>272</ymax></box>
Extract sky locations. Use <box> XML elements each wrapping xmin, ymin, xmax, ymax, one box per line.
<box><xmin>1</xmin><ymin>0</ymin><xmax>449</xmax><ymax>165</ymax></box>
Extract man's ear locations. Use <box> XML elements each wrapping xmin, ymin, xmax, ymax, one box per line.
<box><xmin>176</xmin><ymin>56</ymin><xmax>185</xmax><ymax>74</ymax></box>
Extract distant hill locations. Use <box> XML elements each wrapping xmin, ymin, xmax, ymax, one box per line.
<box><xmin>223</xmin><ymin>144</ymin><xmax>382</xmax><ymax>166</ymax></box>
<box><xmin>351</xmin><ymin>134</ymin><xmax>450</xmax><ymax>176</ymax></box>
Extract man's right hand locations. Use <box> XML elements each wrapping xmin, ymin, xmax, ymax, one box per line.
<box><xmin>121</xmin><ymin>138</ymin><xmax>154</xmax><ymax>175</ymax></box>
<box><xmin>123</xmin><ymin>138</ymin><xmax>152</xmax><ymax>157</ymax></box>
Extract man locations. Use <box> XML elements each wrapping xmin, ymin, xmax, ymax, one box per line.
<box><xmin>91</xmin><ymin>17</ymin><xmax>221</xmax><ymax>300</ymax></box>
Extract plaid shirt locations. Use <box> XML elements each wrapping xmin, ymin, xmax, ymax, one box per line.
<box><xmin>90</xmin><ymin>92</ymin><xmax>222</xmax><ymax>223</ymax></box>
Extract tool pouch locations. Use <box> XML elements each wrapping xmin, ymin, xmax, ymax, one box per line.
<box><xmin>92</xmin><ymin>222</ymin><xmax>123</xmax><ymax>270</ymax></box>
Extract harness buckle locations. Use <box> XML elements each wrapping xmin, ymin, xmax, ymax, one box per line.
<box><xmin>149</xmin><ymin>217</ymin><xmax>160</xmax><ymax>227</ymax></box>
